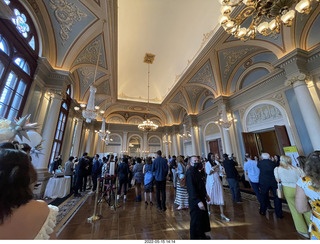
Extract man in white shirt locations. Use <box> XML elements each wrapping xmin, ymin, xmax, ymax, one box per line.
<box><xmin>243</xmin><ymin>153</ymin><xmax>261</xmax><ymax>204</ymax></box>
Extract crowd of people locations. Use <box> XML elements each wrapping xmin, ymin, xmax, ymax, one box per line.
<box><xmin>1</xmin><ymin>139</ymin><xmax>320</xmax><ymax>240</ymax></box>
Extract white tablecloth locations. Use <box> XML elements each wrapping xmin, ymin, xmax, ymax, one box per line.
<box><xmin>44</xmin><ymin>176</ymin><xmax>71</xmax><ymax>198</ymax></box>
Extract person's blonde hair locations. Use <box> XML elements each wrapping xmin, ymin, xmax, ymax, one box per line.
<box><xmin>279</xmin><ymin>155</ymin><xmax>293</xmax><ymax>169</ymax></box>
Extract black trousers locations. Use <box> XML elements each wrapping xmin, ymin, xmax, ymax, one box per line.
<box><xmin>190</xmin><ymin>203</ymin><xmax>210</xmax><ymax>239</ymax></box>
<box><xmin>74</xmin><ymin>173</ymin><xmax>84</xmax><ymax>195</ymax></box>
<box><xmin>260</xmin><ymin>184</ymin><xmax>283</xmax><ymax>217</ymax></box>
<box><xmin>155</xmin><ymin>180</ymin><xmax>166</xmax><ymax>209</ymax></box>
<box><xmin>92</xmin><ymin>174</ymin><xmax>98</xmax><ymax>192</ymax></box>
<box><xmin>117</xmin><ymin>178</ymin><xmax>128</xmax><ymax>195</ymax></box>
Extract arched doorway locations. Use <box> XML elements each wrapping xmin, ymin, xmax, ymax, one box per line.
<box><xmin>204</xmin><ymin>122</ymin><xmax>223</xmax><ymax>159</ymax></box>
<box><xmin>242</xmin><ymin>101</ymin><xmax>294</xmax><ymax>157</ymax></box>
<box><xmin>128</xmin><ymin>136</ymin><xmax>142</xmax><ymax>157</ymax></box>
<box><xmin>148</xmin><ymin>136</ymin><xmax>161</xmax><ymax>158</ymax></box>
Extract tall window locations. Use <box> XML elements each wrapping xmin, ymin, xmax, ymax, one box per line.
<box><xmin>0</xmin><ymin>0</ymin><xmax>38</xmax><ymax>120</ymax></box>
<box><xmin>49</xmin><ymin>86</ymin><xmax>71</xmax><ymax>164</ymax></box>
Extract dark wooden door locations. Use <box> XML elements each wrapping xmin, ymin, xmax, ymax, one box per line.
<box><xmin>242</xmin><ymin>132</ymin><xmax>259</xmax><ymax>158</ymax></box>
<box><xmin>274</xmin><ymin>125</ymin><xmax>291</xmax><ymax>155</ymax></box>
<box><xmin>209</xmin><ymin>140</ymin><xmax>219</xmax><ymax>156</ymax></box>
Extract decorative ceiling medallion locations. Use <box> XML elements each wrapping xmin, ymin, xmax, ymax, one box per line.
<box><xmin>129</xmin><ymin>106</ymin><xmax>146</xmax><ymax>111</ymax></box>
<box><xmin>49</xmin><ymin>0</ymin><xmax>87</xmax><ymax>43</ymax></box>
<box><xmin>144</xmin><ymin>53</ymin><xmax>156</xmax><ymax>64</ymax></box>
<box><xmin>244</xmin><ymin>58</ymin><xmax>253</xmax><ymax>68</ymax></box>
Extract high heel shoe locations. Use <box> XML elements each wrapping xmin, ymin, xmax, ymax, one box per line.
<box><xmin>221</xmin><ymin>214</ymin><xmax>230</xmax><ymax>222</ymax></box>
<box><xmin>145</xmin><ymin>201</ymin><xmax>148</xmax><ymax>205</ymax></box>
<box><xmin>150</xmin><ymin>201</ymin><xmax>153</xmax><ymax>206</ymax></box>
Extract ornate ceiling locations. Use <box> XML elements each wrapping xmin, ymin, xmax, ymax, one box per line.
<box><xmin>23</xmin><ymin>0</ymin><xmax>320</xmax><ymax>127</ymax></box>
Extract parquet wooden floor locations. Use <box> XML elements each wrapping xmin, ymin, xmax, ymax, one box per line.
<box><xmin>57</xmin><ymin>182</ymin><xmax>307</xmax><ymax>240</ymax></box>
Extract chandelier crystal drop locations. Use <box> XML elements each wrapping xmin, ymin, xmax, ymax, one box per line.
<box><xmin>219</xmin><ymin>0</ymin><xmax>319</xmax><ymax>40</ymax></box>
<box><xmin>215</xmin><ymin>104</ymin><xmax>237</xmax><ymax>129</ymax></box>
<box><xmin>82</xmin><ymin>86</ymin><xmax>97</xmax><ymax>123</ymax></box>
<box><xmin>138</xmin><ymin>53</ymin><xmax>158</xmax><ymax>132</ymax></box>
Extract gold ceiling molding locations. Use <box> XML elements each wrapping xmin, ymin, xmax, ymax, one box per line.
<box><xmin>222</xmin><ymin>47</ymin><xmax>258</xmax><ymax>76</ymax></box>
<box><xmin>49</xmin><ymin>0</ymin><xmax>87</xmax><ymax>43</ymax></box>
<box><xmin>201</xmin><ymin>29</ymin><xmax>215</xmax><ymax>47</ymax></box>
<box><xmin>118</xmin><ymin>92</ymin><xmax>163</xmax><ymax>103</ymax></box>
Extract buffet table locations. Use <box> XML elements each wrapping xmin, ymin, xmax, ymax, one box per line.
<box><xmin>44</xmin><ymin>176</ymin><xmax>71</xmax><ymax>199</ymax></box>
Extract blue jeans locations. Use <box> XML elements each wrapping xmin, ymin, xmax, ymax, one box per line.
<box><xmin>250</xmin><ymin>181</ymin><xmax>262</xmax><ymax>204</ymax></box>
<box><xmin>227</xmin><ymin>178</ymin><xmax>242</xmax><ymax>202</ymax></box>
<box><xmin>172</xmin><ymin>168</ymin><xmax>177</xmax><ymax>188</ymax></box>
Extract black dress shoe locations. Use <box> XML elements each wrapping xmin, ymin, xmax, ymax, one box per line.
<box><xmin>156</xmin><ymin>206</ymin><xmax>162</xmax><ymax>210</ymax></box>
<box><xmin>259</xmin><ymin>211</ymin><xmax>266</xmax><ymax>216</ymax></box>
<box><xmin>162</xmin><ymin>207</ymin><xmax>167</xmax><ymax>211</ymax></box>
<box><xmin>200</xmin><ymin>235</ymin><xmax>211</xmax><ymax>239</ymax></box>
<box><xmin>277</xmin><ymin>215</ymin><xmax>284</xmax><ymax>219</ymax></box>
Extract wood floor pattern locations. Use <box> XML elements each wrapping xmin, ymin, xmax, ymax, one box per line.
<box><xmin>57</xmin><ymin>182</ymin><xmax>307</xmax><ymax>240</ymax></box>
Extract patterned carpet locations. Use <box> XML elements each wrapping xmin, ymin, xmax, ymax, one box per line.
<box><xmin>49</xmin><ymin>193</ymin><xmax>88</xmax><ymax>235</ymax></box>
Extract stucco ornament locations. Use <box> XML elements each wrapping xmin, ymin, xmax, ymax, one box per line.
<box><xmin>49</xmin><ymin>0</ymin><xmax>87</xmax><ymax>43</ymax></box>
<box><xmin>285</xmin><ymin>73</ymin><xmax>308</xmax><ymax>86</ymax></box>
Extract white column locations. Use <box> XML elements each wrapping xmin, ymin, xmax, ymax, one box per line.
<box><xmin>288</xmin><ymin>76</ymin><xmax>320</xmax><ymax>150</ymax></box>
<box><xmin>173</xmin><ymin>133</ymin><xmax>178</xmax><ymax>156</ymax></box>
<box><xmin>92</xmin><ymin>131</ymin><xmax>99</xmax><ymax>155</ymax></box>
<box><xmin>190</xmin><ymin>126</ymin><xmax>200</xmax><ymax>156</ymax></box>
<box><xmin>222</xmin><ymin>128</ymin><xmax>233</xmax><ymax>155</ymax></box>
<box><xmin>33</xmin><ymin>93</ymin><xmax>62</xmax><ymax>171</ymax></box>
<box><xmin>73</xmin><ymin>119</ymin><xmax>83</xmax><ymax>157</ymax></box>
<box><xmin>143</xmin><ymin>132</ymin><xmax>148</xmax><ymax>158</ymax></box>
<box><xmin>85</xmin><ymin>129</ymin><xmax>93</xmax><ymax>154</ymax></box>
<box><xmin>123</xmin><ymin>132</ymin><xmax>128</xmax><ymax>155</ymax></box>
<box><xmin>96</xmin><ymin>134</ymin><xmax>101</xmax><ymax>154</ymax></box>
<box><xmin>165</xmin><ymin>133</ymin><xmax>169</xmax><ymax>157</ymax></box>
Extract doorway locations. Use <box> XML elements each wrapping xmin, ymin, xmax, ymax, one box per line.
<box><xmin>209</xmin><ymin>138</ymin><xmax>223</xmax><ymax>159</ymax></box>
<box><xmin>242</xmin><ymin>125</ymin><xmax>291</xmax><ymax>157</ymax></box>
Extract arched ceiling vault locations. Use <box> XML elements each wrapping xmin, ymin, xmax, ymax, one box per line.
<box><xmin>23</xmin><ymin>0</ymin><xmax>320</xmax><ymax>127</ymax></box>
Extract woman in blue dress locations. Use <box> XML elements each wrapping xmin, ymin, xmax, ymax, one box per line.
<box><xmin>143</xmin><ymin>157</ymin><xmax>154</xmax><ymax>205</ymax></box>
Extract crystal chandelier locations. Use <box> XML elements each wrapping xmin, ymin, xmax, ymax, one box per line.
<box><xmin>138</xmin><ymin>53</ymin><xmax>159</xmax><ymax>132</ymax></box>
<box><xmin>99</xmin><ymin>118</ymin><xmax>112</xmax><ymax>145</ymax></box>
<box><xmin>219</xmin><ymin>0</ymin><xmax>319</xmax><ymax>41</ymax></box>
<box><xmin>215</xmin><ymin>104</ymin><xmax>237</xmax><ymax>129</ymax></box>
<box><xmin>82</xmin><ymin>86</ymin><xmax>98</xmax><ymax>123</ymax></box>
<box><xmin>179</xmin><ymin>124</ymin><xmax>192</xmax><ymax>141</ymax></box>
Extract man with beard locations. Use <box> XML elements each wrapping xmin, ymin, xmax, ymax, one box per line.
<box><xmin>186</xmin><ymin>155</ymin><xmax>211</xmax><ymax>239</ymax></box>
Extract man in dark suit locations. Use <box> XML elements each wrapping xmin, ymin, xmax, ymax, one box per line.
<box><xmin>152</xmin><ymin>150</ymin><xmax>168</xmax><ymax>211</ymax></box>
<box><xmin>257</xmin><ymin>152</ymin><xmax>283</xmax><ymax>218</ymax></box>
<box><xmin>74</xmin><ymin>152</ymin><xmax>89</xmax><ymax>197</ymax></box>
<box><xmin>186</xmin><ymin>155</ymin><xmax>211</xmax><ymax>240</ymax></box>
<box><xmin>222</xmin><ymin>153</ymin><xmax>242</xmax><ymax>203</ymax></box>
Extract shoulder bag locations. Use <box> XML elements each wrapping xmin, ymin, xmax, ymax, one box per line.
<box><xmin>276</xmin><ymin>167</ymin><xmax>284</xmax><ymax>199</ymax></box>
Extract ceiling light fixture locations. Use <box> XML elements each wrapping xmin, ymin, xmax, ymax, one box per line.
<box><xmin>138</xmin><ymin>53</ymin><xmax>158</xmax><ymax>132</ymax></box>
<box><xmin>219</xmin><ymin>0</ymin><xmax>319</xmax><ymax>41</ymax></box>
<box><xmin>215</xmin><ymin>104</ymin><xmax>237</xmax><ymax>129</ymax></box>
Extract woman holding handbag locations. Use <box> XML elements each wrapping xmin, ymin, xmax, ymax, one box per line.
<box><xmin>274</xmin><ymin>155</ymin><xmax>310</xmax><ymax>238</ymax></box>
<box><xmin>174</xmin><ymin>156</ymin><xmax>189</xmax><ymax>210</ymax></box>
<box><xmin>205</xmin><ymin>153</ymin><xmax>230</xmax><ymax>221</ymax></box>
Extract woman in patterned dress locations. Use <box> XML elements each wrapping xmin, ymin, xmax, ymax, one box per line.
<box><xmin>296</xmin><ymin>151</ymin><xmax>320</xmax><ymax>240</ymax></box>
<box><xmin>174</xmin><ymin>156</ymin><xmax>189</xmax><ymax>210</ymax></box>
<box><xmin>205</xmin><ymin>152</ymin><xmax>230</xmax><ymax>221</ymax></box>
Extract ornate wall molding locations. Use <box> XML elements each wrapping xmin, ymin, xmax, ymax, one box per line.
<box><xmin>49</xmin><ymin>0</ymin><xmax>87</xmax><ymax>43</ymax></box>
<box><xmin>189</xmin><ymin>61</ymin><xmax>216</xmax><ymax>90</ymax></box>
<box><xmin>246</xmin><ymin>103</ymin><xmax>283</xmax><ymax>126</ymax></box>
<box><xmin>73</xmin><ymin>39</ymin><xmax>104</xmax><ymax>67</ymax></box>
<box><xmin>222</xmin><ymin>47</ymin><xmax>258</xmax><ymax>77</ymax></box>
